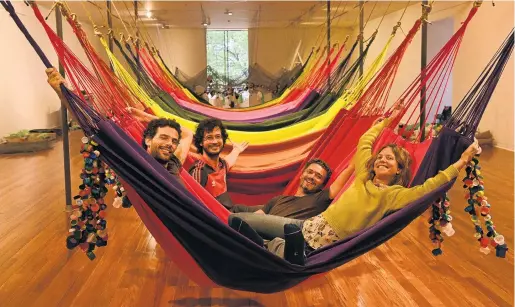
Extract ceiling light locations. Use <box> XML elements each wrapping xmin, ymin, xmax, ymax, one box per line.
<box><xmin>145</xmin><ymin>10</ymin><xmax>152</xmax><ymax>18</ymax></box>
<box><xmin>300</xmin><ymin>21</ymin><xmax>322</xmax><ymax>25</ymax></box>
<box><xmin>225</xmin><ymin>9</ymin><xmax>233</xmax><ymax>16</ymax></box>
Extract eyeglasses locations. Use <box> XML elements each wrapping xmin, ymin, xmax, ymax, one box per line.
<box><xmin>204</xmin><ymin>135</ymin><xmax>223</xmax><ymax>142</ymax></box>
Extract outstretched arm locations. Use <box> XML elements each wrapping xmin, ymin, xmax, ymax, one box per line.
<box><xmin>388</xmin><ymin>140</ymin><xmax>481</xmax><ymax>211</ymax></box>
<box><xmin>126</xmin><ymin>107</ymin><xmax>158</xmax><ymax>123</ymax></box>
<box><xmin>224</xmin><ymin>140</ymin><xmax>249</xmax><ymax>170</ymax></box>
<box><xmin>329</xmin><ymin>162</ymin><xmax>356</xmax><ymax>199</ymax></box>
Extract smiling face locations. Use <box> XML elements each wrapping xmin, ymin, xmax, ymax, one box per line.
<box><xmin>145</xmin><ymin>126</ymin><xmax>180</xmax><ymax>164</ymax></box>
<box><xmin>202</xmin><ymin>127</ymin><xmax>224</xmax><ymax>158</ymax></box>
<box><xmin>373</xmin><ymin>146</ymin><xmax>400</xmax><ymax>183</ymax></box>
<box><xmin>299</xmin><ymin>163</ymin><xmax>328</xmax><ymax>194</ymax></box>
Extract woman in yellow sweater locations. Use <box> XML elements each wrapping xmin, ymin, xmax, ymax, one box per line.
<box><xmin>231</xmin><ymin>117</ymin><xmax>480</xmax><ymax>265</ymax></box>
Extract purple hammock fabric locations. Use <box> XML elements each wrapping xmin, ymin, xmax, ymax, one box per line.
<box><xmin>91</xmin><ymin>120</ymin><xmax>466</xmax><ymax>293</ymax></box>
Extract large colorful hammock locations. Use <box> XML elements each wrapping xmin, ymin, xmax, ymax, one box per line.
<box><xmin>59</xmin><ymin>5</ymin><xmax>421</xmax><ymax>204</ymax></box>
<box><xmin>3</xmin><ymin>0</ymin><xmax>511</xmax><ymax>294</ymax></box>
<box><xmin>30</xmin><ymin>1</ymin><xmax>421</xmax><ymax>205</ymax></box>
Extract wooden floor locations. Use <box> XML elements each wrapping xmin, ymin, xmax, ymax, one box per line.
<box><xmin>0</xmin><ymin>131</ymin><xmax>513</xmax><ymax>307</ymax></box>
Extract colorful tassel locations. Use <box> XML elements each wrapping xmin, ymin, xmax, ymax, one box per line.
<box><xmin>428</xmin><ymin>194</ymin><xmax>452</xmax><ymax>256</ymax></box>
<box><xmin>462</xmin><ymin>155</ymin><xmax>507</xmax><ymax>257</ymax></box>
<box><xmin>66</xmin><ymin>137</ymin><xmax>131</xmax><ymax>260</ymax></box>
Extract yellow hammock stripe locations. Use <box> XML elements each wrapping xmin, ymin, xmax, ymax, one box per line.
<box><xmin>100</xmin><ymin>38</ymin><xmax>158</xmax><ymax>109</ymax></box>
<box><xmin>100</xmin><ymin>34</ymin><xmax>391</xmax><ymax>145</ymax></box>
<box><xmin>152</xmin><ymin>47</ymin><xmax>321</xmax><ymax>111</ymax></box>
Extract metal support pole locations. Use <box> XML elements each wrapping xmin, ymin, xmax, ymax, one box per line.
<box><xmin>225</xmin><ymin>31</ymin><xmax>229</xmax><ymax>86</ymax></box>
<box><xmin>107</xmin><ymin>0</ymin><xmax>113</xmax><ymax>71</ymax></box>
<box><xmin>326</xmin><ymin>0</ymin><xmax>331</xmax><ymax>92</ymax></box>
<box><xmin>421</xmin><ymin>0</ymin><xmax>428</xmax><ymax>140</ymax></box>
<box><xmin>134</xmin><ymin>0</ymin><xmax>140</xmax><ymax>85</ymax></box>
<box><xmin>56</xmin><ymin>8</ymin><xmax>72</xmax><ymax>211</ymax></box>
<box><xmin>359</xmin><ymin>0</ymin><xmax>364</xmax><ymax>78</ymax></box>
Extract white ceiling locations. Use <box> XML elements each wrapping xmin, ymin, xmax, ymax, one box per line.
<box><xmin>46</xmin><ymin>1</ymin><xmax>415</xmax><ymax>30</ymax></box>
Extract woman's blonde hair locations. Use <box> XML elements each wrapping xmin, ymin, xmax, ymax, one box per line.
<box><xmin>366</xmin><ymin>144</ymin><xmax>413</xmax><ymax>187</ymax></box>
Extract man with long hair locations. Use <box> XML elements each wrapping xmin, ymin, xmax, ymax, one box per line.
<box><xmin>189</xmin><ymin>118</ymin><xmax>248</xmax><ymax>209</ymax></box>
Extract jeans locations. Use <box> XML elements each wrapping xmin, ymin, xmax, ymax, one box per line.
<box><xmin>229</xmin><ymin>213</ymin><xmax>304</xmax><ymax>240</ymax></box>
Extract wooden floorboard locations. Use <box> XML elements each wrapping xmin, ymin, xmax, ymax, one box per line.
<box><xmin>0</xmin><ymin>131</ymin><xmax>512</xmax><ymax>307</ymax></box>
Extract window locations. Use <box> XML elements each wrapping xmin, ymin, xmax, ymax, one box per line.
<box><xmin>206</xmin><ymin>30</ymin><xmax>248</xmax><ymax>90</ymax></box>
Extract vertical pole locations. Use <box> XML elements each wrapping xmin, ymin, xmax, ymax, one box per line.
<box><xmin>225</xmin><ymin>31</ymin><xmax>228</xmax><ymax>87</ymax></box>
<box><xmin>56</xmin><ymin>7</ymin><xmax>72</xmax><ymax>211</ymax></box>
<box><xmin>359</xmin><ymin>0</ymin><xmax>364</xmax><ymax>78</ymax></box>
<box><xmin>226</xmin><ymin>31</ymin><xmax>229</xmax><ymax>86</ymax></box>
<box><xmin>107</xmin><ymin>0</ymin><xmax>113</xmax><ymax>72</ymax></box>
<box><xmin>421</xmin><ymin>0</ymin><xmax>428</xmax><ymax>140</ymax></box>
<box><xmin>326</xmin><ymin>0</ymin><xmax>331</xmax><ymax>92</ymax></box>
<box><xmin>134</xmin><ymin>0</ymin><xmax>140</xmax><ymax>85</ymax></box>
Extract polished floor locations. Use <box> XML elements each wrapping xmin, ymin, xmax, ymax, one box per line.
<box><xmin>0</xmin><ymin>131</ymin><xmax>513</xmax><ymax>307</ymax></box>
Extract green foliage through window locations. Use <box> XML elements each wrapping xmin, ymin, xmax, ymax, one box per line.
<box><xmin>206</xmin><ymin>30</ymin><xmax>249</xmax><ymax>89</ymax></box>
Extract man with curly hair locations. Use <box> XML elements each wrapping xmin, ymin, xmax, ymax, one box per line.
<box><xmin>189</xmin><ymin>118</ymin><xmax>248</xmax><ymax>209</ymax></box>
<box><xmin>141</xmin><ymin>117</ymin><xmax>193</xmax><ymax>176</ymax></box>
<box><xmin>45</xmin><ymin>68</ymin><xmax>193</xmax><ymax>177</ymax></box>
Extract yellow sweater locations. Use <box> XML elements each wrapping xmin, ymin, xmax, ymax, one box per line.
<box><xmin>322</xmin><ymin>119</ymin><xmax>459</xmax><ymax>239</ymax></box>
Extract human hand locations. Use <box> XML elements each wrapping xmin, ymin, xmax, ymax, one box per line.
<box><xmin>46</xmin><ymin>67</ymin><xmax>65</xmax><ymax>95</ymax></box>
<box><xmin>231</xmin><ymin>140</ymin><xmax>249</xmax><ymax>154</ymax></box>
<box><xmin>390</xmin><ymin>99</ymin><xmax>404</xmax><ymax>120</ymax></box>
<box><xmin>126</xmin><ymin>107</ymin><xmax>156</xmax><ymax>123</ymax></box>
<box><xmin>460</xmin><ymin>139</ymin><xmax>480</xmax><ymax>163</ymax></box>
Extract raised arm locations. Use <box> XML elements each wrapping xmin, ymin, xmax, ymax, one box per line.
<box><xmin>224</xmin><ymin>140</ymin><xmax>249</xmax><ymax>170</ymax></box>
<box><xmin>175</xmin><ymin>126</ymin><xmax>193</xmax><ymax>164</ymax></box>
<box><xmin>354</xmin><ymin>118</ymin><xmax>391</xmax><ymax>176</ymax></box>
<box><xmin>329</xmin><ymin>162</ymin><xmax>355</xmax><ymax>199</ymax></box>
<box><xmin>126</xmin><ymin>107</ymin><xmax>158</xmax><ymax>123</ymax></box>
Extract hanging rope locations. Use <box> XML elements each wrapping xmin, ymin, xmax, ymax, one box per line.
<box><xmin>111</xmin><ymin>1</ymin><xmax>131</xmax><ymax>39</ymax></box>
<box><xmin>376</xmin><ymin>0</ymin><xmax>392</xmax><ymax>30</ymax></box>
<box><xmin>363</xmin><ymin>1</ymin><xmax>378</xmax><ymax>30</ymax></box>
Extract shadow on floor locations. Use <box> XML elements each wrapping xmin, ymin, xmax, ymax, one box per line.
<box><xmin>170</xmin><ymin>297</ymin><xmax>264</xmax><ymax>307</ymax></box>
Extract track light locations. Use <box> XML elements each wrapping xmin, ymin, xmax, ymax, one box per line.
<box><xmin>202</xmin><ymin>17</ymin><xmax>210</xmax><ymax>27</ymax></box>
